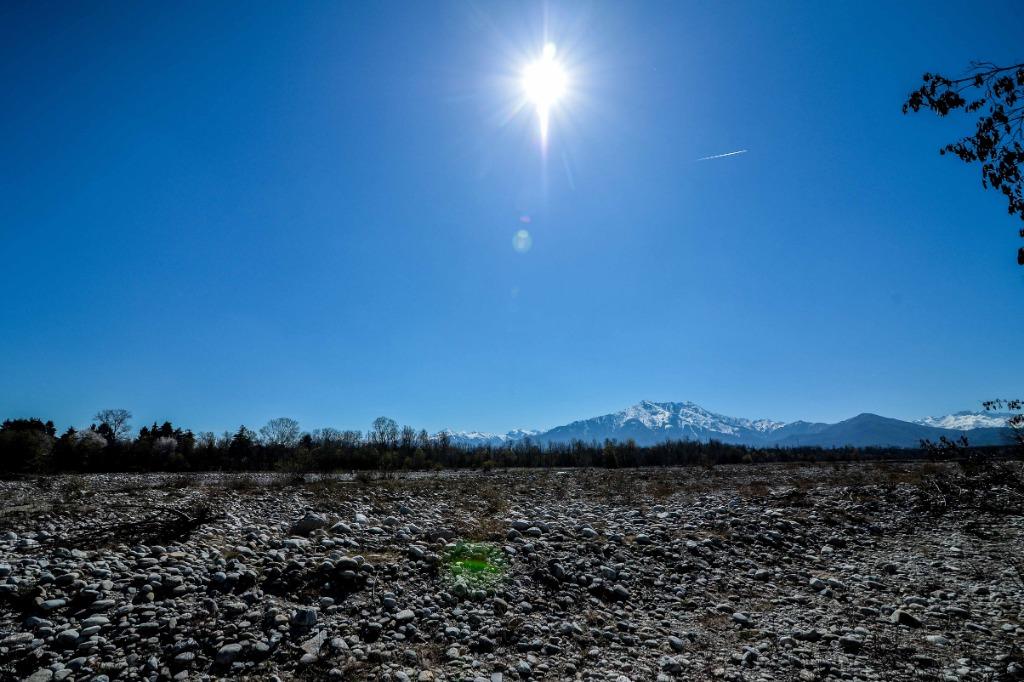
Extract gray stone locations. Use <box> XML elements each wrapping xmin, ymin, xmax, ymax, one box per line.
<box><xmin>891</xmin><ymin>610</ymin><xmax>923</xmax><ymax>628</ymax></box>
<box><xmin>216</xmin><ymin>643</ymin><xmax>243</xmax><ymax>665</ymax></box>
<box><xmin>291</xmin><ymin>607</ymin><xmax>318</xmax><ymax>627</ymax></box>
<box><xmin>56</xmin><ymin>629</ymin><xmax>79</xmax><ymax>648</ymax></box>
<box><xmin>838</xmin><ymin>635</ymin><xmax>863</xmax><ymax>652</ymax></box>
<box><xmin>291</xmin><ymin>512</ymin><xmax>329</xmax><ymax>536</ymax></box>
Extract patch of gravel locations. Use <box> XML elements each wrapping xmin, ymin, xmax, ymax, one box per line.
<box><xmin>0</xmin><ymin>463</ymin><xmax>1022</xmax><ymax>681</ymax></box>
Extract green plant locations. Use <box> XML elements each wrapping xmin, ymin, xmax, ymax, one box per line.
<box><xmin>441</xmin><ymin>541</ymin><xmax>508</xmax><ymax>589</ymax></box>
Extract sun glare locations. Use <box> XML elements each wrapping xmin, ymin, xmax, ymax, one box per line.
<box><xmin>522</xmin><ymin>42</ymin><xmax>568</xmax><ymax>145</ymax></box>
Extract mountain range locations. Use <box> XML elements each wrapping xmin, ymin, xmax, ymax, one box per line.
<box><xmin>443</xmin><ymin>400</ymin><xmax>1014</xmax><ymax>449</ymax></box>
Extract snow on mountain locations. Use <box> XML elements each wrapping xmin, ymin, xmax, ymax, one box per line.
<box><xmin>505</xmin><ymin>429</ymin><xmax>542</xmax><ymax>440</ymax></box>
<box><xmin>749</xmin><ymin>418</ymin><xmax>788</xmax><ymax>433</ymax></box>
<box><xmin>914</xmin><ymin>411</ymin><xmax>1010</xmax><ymax>430</ymax></box>
<box><xmin>536</xmin><ymin>400</ymin><xmax>789</xmax><ymax>446</ymax></box>
<box><xmin>441</xmin><ymin>402</ymin><xmax>1015</xmax><ymax>450</ymax></box>
<box><xmin>441</xmin><ymin>429</ymin><xmax>539</xmax><ymax>447</ymax></box>
<box><xmin>616</xmin><ymin>400</ymin><xmax>785</xmax><ymax>435</ymax></box>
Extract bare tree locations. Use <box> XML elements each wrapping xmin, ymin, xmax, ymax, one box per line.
<box><xmin>400</xmin><ymin>425</ymin><xmax>416</xmax><ymax>450</ymax></box>
<box><xmin>312</xmin><ymin>427</ymin><xmax>343</xmax><ymax>446</ymax></box>
<box><xmin>371</xmin><ymin>417</ymin><xmax>398</xmax><ymax>450</ymax></box>
<box><xmin>259</xmin><ymin>417</ymin><xmax>301</xmax><ymax>447</ymax></box>
<box><xmin>93</xmin><ymin>409</ymin><xmax>132</xmax><ymax>442</ymax></box>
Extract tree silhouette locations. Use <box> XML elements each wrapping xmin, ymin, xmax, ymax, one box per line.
<box><xmin>983</xmin><ymin>399</ymin><xmax>1023</xmax><ymax>452</ymax></box>
<box><xmin>903</xmin><ymin>62</ymin><xmax>1024</xmax><ymax>264</ymax></box>
<box><xmin>94</xmin><ymin>408</ymin><xmax>132</xmax><ymax>442</ymax></box>
<box><xmin>259</xmin><ymin>417</ymin><xmax>301</xmax><ymax>447</ymax></box>
<box><xmin>371</xmin><ymin>416</ymin><xmax>398</xmax><ymax>451</ymax></box>
<box><xmin>0</xmin><ymin>419</ymin><xmax>56</xmax><ymax>473</ymax></box>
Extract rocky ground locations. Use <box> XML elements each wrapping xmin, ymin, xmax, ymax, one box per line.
<box><xmin>1</xmin><ymin>463</ymin><xmax>1022</xmax><ymax>681</ymax></box>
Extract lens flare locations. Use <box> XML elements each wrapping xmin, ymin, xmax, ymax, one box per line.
<box><xmin>513</xmin><ymin>229</ymin><xmax>532</xmax><ymax>253</ymax></box>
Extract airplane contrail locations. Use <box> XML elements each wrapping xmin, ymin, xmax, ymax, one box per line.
<box><xmin>696</xmin><ymin>149</ymin><xmax>748</xmax><ymax>161</ymax></box>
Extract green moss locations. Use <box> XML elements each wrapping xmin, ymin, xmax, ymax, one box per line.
<box><xmin>442</xmin><ymin>541</ymin><xmax>507</xmax><ymax>588</ymax></box>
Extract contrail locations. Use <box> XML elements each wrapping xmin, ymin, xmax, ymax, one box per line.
<box><xmin>696</xmin><ymin>149</ymin><xmax>748</xmax><ymax>161</ymax></box>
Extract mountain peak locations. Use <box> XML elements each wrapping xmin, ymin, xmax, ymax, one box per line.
<box><xmin>914</xmin><ymin>411</ymin><xmax>1009</xmax><ymax>430</ymax></box>
<box><xmin>595</xmin><ymin>400</ymin><xmax>787</xmax><ymax>440</ymax></box>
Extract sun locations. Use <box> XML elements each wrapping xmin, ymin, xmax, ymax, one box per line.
<box><xmin>522</xmin><ymin>43</ymin><xmax>568</xmax><ymax>145</ymax></box>
<box><xmin>522</xmin><ymin>43</ymin><xmax>567</xmax><ymax>108</ymax></box>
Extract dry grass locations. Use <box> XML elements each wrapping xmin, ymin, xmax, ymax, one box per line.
<box><xmin>737</xmin><ymin>480</ymin><xmax>771</xmax><ymax>499</ymax></box>
<box><xmin>693</xmin><ymin>610</ymin><xmax>730</xmax><ymax>631</ymax></box>
<box><xmin>462</xmin><ymin>515</ymin><xmax>505</xmax><ymax>542</ymax></box>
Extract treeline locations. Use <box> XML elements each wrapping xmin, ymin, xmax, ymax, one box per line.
<box><xmin>0</xmin><ymin>412</ymin><xmax>1017</xmax><ymax>476</ymax></box>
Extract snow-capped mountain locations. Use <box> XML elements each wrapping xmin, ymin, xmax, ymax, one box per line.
<box><xmin>534</xmin><ymin>400</ymin><xmax>797</xmax><ymax>447</ymax></box>
<box><xmin>440</xmin><ymin>401</ymin><xmax>1015</xmax><ymax>449</ymax></box>
<box><xmin>914</xmin><ymin>411</ymin><xmax>1011</xmax><ymax>430</ymax></box>
<box><xmin>620</xmin><ymin>400</ymin><xmax>786</xmax><ymax>434</ymax></box>
<box><xmin>441</xmin><ymin>429</ymin><xmax>540</xmax><ymax>447</ymax></box>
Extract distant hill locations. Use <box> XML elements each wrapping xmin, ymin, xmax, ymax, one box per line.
<box><xmin>771</xmin><ymin>413</ymin><xmax>946</xmax><ymax>448</ymax></box>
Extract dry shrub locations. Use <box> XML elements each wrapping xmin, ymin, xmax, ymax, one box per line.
<box><xmin>463</xmin><ymin>516</ymin><xmax>505</xmax><ymax>542</ymax></box>
<box><xmin>163</xmin><ymin>474</ymin><xmax>199</xmax><ymax>490</ymax></box>
<box><xmin>477</xmin><ymin>483</ymin><xmax>508</xmax><ymax>516</ymax></box>
<box><xmin>694</xmin><ymin>610</ymin><xmax>730</xmax><ymax>630</ymax></box>
<box><xmin>866</xmin><ymin>628</ymin><xmax>911</xmax><ymax>681</ymax></box>
<box><xmin>791</xmin><ymin>475</ymin><xmax>817</xmax><ymax>490</ymax></box>
<box><xmin>647</xmin><ymin>478</ymin><xmax>677</xmax><ymax>501</ymax></box>
<box><xmin>596</xmin><ymin>470</ymin><xmax>643</xmax><ymax>506</ymax></box>
<box><xmin>58</xmin><ymin>475</ymin><xmax>88</xmax><ymax>500</ymax></box>
<box><xmin>226</xmin><ymin>474</ymin><xmax>259</xmax><ymax>491</ymax></box>
<box><xmin>905</xmin><ymin>459</ymin><xmax>1024</xmax><ymax>516</ymax></box>
<box><xmin>737</xmin><ymin>480</ymin><xmax>770</xmax><ymax>499</ymax></box>
<box><xmin>305</xmin><ymin>478</ymin><xmax>353</xmax><ymax>508</ymax></box>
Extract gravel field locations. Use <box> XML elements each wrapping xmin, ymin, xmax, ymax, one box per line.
<box><xmin>1</xmin><ymin>463</ymin><xmax>1022</xmax><ymax>681</ymax></box>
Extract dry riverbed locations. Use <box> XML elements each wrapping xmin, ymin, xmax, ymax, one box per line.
<box><xmin>1</xmin><ymin>463</ymin><xmax>1023</xmax><ymax>681</ymax></box>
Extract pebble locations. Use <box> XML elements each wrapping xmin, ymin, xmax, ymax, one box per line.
<box><xmin>891</xmin><ymin>609</ymin><xmax>923</xmax><ymax>628</ymax></box>
<box><xmin>0</xmin><ymin>467</ymin><xmax>1016</xmax><ymax>681</ymax></box>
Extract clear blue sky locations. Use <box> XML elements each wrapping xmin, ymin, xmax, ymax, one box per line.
<box><xmin>2</xmin><ymin>1</ymin><xmax>1022</xmax><ymax>435</ymax></box>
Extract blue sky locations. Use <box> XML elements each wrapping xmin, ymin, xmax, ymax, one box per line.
<box><xmin>2</xmin><ymin>1</ymin><xmax>1022</xmax><ymax>435</ymax></box>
